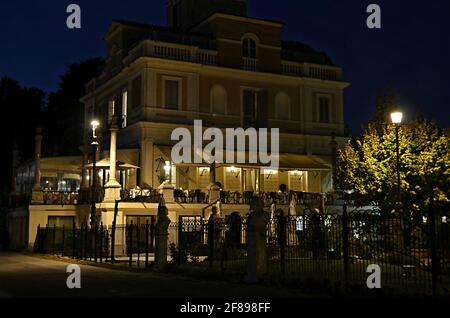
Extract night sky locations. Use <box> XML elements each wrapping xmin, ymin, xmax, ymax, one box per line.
<box><xmin>1</xmin><ymin>0</ymin><xmax>449</xmax><ymax>133</ymax></box>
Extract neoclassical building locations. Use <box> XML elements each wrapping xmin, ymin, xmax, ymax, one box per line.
<box><xmin>9</xmin><ymin>0</ymin><xmax>349</xmax><ymax>249</ymax></box>
<box><xmin>81</xmin><ymin>0</ymin><xmax>348</xmax><ymax>196</ymax></box>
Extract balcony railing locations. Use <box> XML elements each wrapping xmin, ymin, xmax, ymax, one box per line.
<box><xmin>282</xmin><ymin>61</ymin><xmax>342</xmax><ymax>81</ymax></box>
<box><xmin>89</xmin><ymin>42</ymin><xmax>343</xmax><ymax>90</ymax></box>
<box><xmin>123</xmin><ymin>40</ymin><xmax>218</xmax><ymax>67</ymax></box>
<box><xmin>242</xmin><ymin>57</ymin><xmax>258</xmax><ymax>71</ymax></box>
<box><xmin>43</xmin><ymin>191</ymin><xmax>80</xmax><ymax>205</ymax></box>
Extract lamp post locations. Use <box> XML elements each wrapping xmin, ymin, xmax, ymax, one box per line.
<box><xmin>390</xmin><ymin>111</ymin><xmax>403</xmax><ymax>206</ymax></box>
<box><xmin>90</xmin><ymin>120</ymin><xmax>100</xmax><ymax>226</ymax></box>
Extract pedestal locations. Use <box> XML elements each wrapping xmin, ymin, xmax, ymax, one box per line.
<box><xmin>31</xmin><ymin>190</ymin><xmax>44</xmax><ymax>204</ymax></box>
<box><xmin>158</xmin><ymin>182</ymin><xmax>175</xmax><ymax>203</ymax></box>
<box><xmin>207</xmin><ymin>183</ymin><xmax>221</xmax><ymax>203</ymax></box>
<box><xmin>244</xmin><ymin>198</ymin><xmax>269</xmax><ymax>283</ymax></box>
<box><xmin>103</xmin><ymin>180</ymin><xmax>122</xmax><ymax>203</ymax></box>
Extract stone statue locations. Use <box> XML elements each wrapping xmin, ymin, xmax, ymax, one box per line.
<box><xmin>154</xmin><ymin>197</ymin><xmax>171</xmax><ymax>270</ymax></box>
<box><xmin>245</xmin><ymin>197</ymin><xmax>269</xmax><ymax>283</ymax></box>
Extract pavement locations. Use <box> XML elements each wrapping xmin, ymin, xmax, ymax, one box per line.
<box><xmin>0</xmin><ymin>251</ymin><xmax>315</xmax><ymax>299</ymax></box>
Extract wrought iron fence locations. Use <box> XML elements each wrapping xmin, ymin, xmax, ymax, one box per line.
<box><xmin>33</xmin><ymin>207</ymin><xmax>450</xmax><ymax>296</ymax></box>
<box><xmin>166</xmin><ymin>215</ymin><xmax>248</xmax><ymax>274</ymax></box>
<box><xmin>34</xmin><ymin>223</ymin><xmax>111</xmax><ymax>263</ymax></box>
<box><xmin>265</xmin><ymin>210</ymin><xmax>450</xmax><ymax>295</ymax></box>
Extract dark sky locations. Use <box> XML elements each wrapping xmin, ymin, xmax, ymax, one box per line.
<box><xmin>0</xmin><ymin>0</ymin><xmax>449</xmax><ymax>133</ymax></box>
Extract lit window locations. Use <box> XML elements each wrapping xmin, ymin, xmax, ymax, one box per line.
<box><xmin>242</xmin><ymin>38</ymin><xmax>257</xmax><ymax>58</ymax></box>
<box><xmin>296</xmin><ymin>216</ymin><xmax>305</xmax><ymax>231</ymax></box>
<box><xmin>122</xmin><ymin>91</ymin><xmax>128</xmax><ymax>128</ymax></box>
<box><xmin>108</xmin><ymin>100</ymin><xmax>115</xmax><ymax>122</ymax></box>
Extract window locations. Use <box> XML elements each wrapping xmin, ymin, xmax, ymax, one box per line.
<box><xmin>126</xmin><ymin>215</ymin><xmax>154</xmax><ymax>226</ymax></box>
<box><xmin>48</xmin><ymin>216</ymin><xmax>75</xmax><ymax>228</ymax></box>
<box><xmin>275</xmin><ymin>92</ymin><xmax>291</xmax><ymax>120</ymax></box>
<box><xmin>210</xmin><ymin>85</ymin><xmax>227</xmax><ymax>115</ymax></box>
<box><xmin>243</xmin><ymin>89</ymin><xmax>257</xmax><ymax>128</ymax></box>
<box><xmin>108</xmin><ymin>100</ymin><xmax>115</xmax><ymax>123</ymax></box>
<box><xmin>164</xmin><ymin>80</ymin><xmax>180</xmax><ymax>110</ymax></box>
<box><xmin>131</xmin><ymin>76</ymin><xmax>142</xmax><ymax>109</ymax></box>
<box><xmin>242</xmin><ymin>38</ymin><xmax>257</xmax><ymax>58</ymax></box>
<box><xmin>242</xmin><ymin>89</ymin><xmax>268</xmax><ymax>128</ymax></box>
<box><xmin>122</xmin><ymin>91</ymin><xmax>128</xmax><ymax>128</ymax></box>
<box><xmin>318</xmin><ymin>97</ymin><xmax>330</xmax><ymax>123</ymax></box>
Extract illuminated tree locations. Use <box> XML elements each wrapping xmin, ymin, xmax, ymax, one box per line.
<box><xmin>337</xmin><ymin>108</ymin><xmax>449</xmax><ymax>217</ymax></box>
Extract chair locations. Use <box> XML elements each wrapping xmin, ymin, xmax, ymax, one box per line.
<box><xmin>244</xmin><ymin>191</ymin><xmax>254</xmax><ymax>204</ymax></box>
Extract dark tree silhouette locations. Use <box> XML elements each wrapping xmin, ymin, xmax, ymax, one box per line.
<box><xmin>42</xmin><ymin>58</ymin><xmax>104</xmax><ymax>156</ymax></box>
<box><xmin>0</xmin><ymin>77</ymin><xmax>45</xmax><ymax>204</ymax></box>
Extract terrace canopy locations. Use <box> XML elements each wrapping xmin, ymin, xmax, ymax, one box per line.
<box><xmin>84</xmin><ymin>159</ymin><xmax>139</xmax><ymax>170</ymax></box>
<box><xmin>158</xmin><ymin>145</ymin><xmax>331</xmax><ymax>171</ymax></box>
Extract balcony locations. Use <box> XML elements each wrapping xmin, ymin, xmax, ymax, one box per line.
<box><xmin>123</xmin><ymin>40</ymin><xmax>218</xmax><ymax>67</ymax></box>
<box><xmin>87</xmin><ymin>41</ymin><xmax>343</xmax><ymax>90</ymax></box>
<box><xmin>242</xmin><ymin>57</ymin><xmax>258</xmax><ymax>71</ymax></box>
<box><xmin>282</xmin><ymin>61</ymin><xmax>342</xmax><ymax>81</ymax></box>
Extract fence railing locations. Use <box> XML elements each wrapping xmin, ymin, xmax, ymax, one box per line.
<box><xmin>282</xmin><ymin>61</ymin><xmax>342</xmax><ymax>81</ymax></box>
<box><xmin>242</xmin><ymin>57</ymin><xmax>258</xmax><ymax>71</ymax></box>
<box><xmin>43</xmin><ymin>191</ymin><xmax>79</xmax><ymax>205</ymax></box>
<box><xmin>123</xmin><ymin>40</ymin><xmax>218</xmax><ymax>67</ymax></box>
<box><xmin>34</xmin><ymin>223</ymin><xmax>111</xmax><ymax>263</ymax></box>
<box><xmin>34</xmin><ymin>208</ymin><xmax>450</xmax><ymax>296</ymax></box>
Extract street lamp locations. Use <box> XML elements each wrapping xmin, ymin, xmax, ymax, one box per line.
<box><xmin>391</xmin><ymin>111</ymin><xmax>403</xmax><ymax>206</ymax></box>
<box><xmin>164</xmin><ymin>161</ymin><xmax>172</xmax><ymax>184</ymax></box>
<box><xmin>90</xmin><ymin>120</ymin><xmax>100</xmax><ymax>226</ymax></box>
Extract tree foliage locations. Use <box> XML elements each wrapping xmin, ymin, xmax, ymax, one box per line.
<box><xmin>0</xmin><ymin>77</ymin><xmax>45</xmax><ymax>203</ymax></box>
<box><xmin>337</xmin><ymin>97</ymin><xmax>449</xmax><ymax>216</ymax></box>
<box><xmin>42</xmin><ymin>58</ymin><xmax>104</xmax><ymax>156</ymax></box>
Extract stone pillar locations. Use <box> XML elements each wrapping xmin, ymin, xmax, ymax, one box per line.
<box><xmin>207</xmin><ymin>161</ymin><xmax>220</xmax><ymax>203</ymax></box>
<box><xmin>104</xmin><ymin>118</ymin><xmax>121</xmax><ymax>203</ymax></box>
<box><xmin>11</xmin><ymin>143</ymin><xmax>19</xmax><ymax>196</ymax></box>
<box><xmin>244</xmin><ymin>197</ymin><xmax>269</xmax><ymax>283</ymax></box>
<box><xmin>31</xmin><ymin>128</ymin><xmax>44</xmax><ymax>204</ymax></box>
<box><xmin>154</xmin><ymin>198</ymin><xmax>171</xmax><ymax>271</ymax></box>
<box><xmin>255</xmin><ymin>168</ymin><xmax>261</xmax><ymax>194</ymax></box>
<box><xmin>330</xmin><ymin>133</ymin><xmax>338</xmax><ymax>205</ymax></box>
<box><xmin>140</xmin><ymin>135</ymin><xmax>154</xmax><ymax>188</ymax></box>
<box><xmin>159</xmin><ymin>181</ymin><xmax>175</xmax><ymax>203</ymax></box>
<box><xmin>207</xmin><ymin>183</ymin><xmax>221</xmax><ymax>204</ymax></box>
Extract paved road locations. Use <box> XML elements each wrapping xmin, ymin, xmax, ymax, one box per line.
<box><xmin>0</xmin><ymin>252</ymin><xmax>313</xmax><ymax>299</ymax></box>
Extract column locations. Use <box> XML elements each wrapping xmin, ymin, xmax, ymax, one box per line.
<box><xmin>140</xmin><ymin>136</ymin><xmax>154</xmax><ymax>188</ymax></box>
<box><xmin>329</xmin><ymin>133</ymin><xmax>338</xmax><ymax>205</ymax></box>
<box><xmin>207</xmin><ymin>161</ymin><xmax>220</xmax><ymax>203</ymax></box>
<box><xmin>11</xmin><ymin>143</ymin><xmax>19</xmax><ymax>196</ymax></box>
<box><xmin>154</xmin><ymin>198</ymin><xmax>171</xmax><ymax>271</ymax></box>
<box><xmin>244</xmin><ymin>197</ymin><xmax>269</xmax><ymax>283</ymax></box>
<box><xmin>31</xmin><ymin>128</ymin><xmax>44</xmax><ymax>204</ymax></box>
<box><xmin>103</xmin><ymin>118</ymin><xmax>122</xmax><ymax>203</ymax></box>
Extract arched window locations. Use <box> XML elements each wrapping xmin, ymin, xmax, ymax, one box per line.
<box><xmin>242</xmin><ymin>38</ymin><xmax>257</xmax><ymax>58</ymax></box>
<box><xmin>210</xmin><ymin>85</ymin><xmax>227</xmax><ymax>115</ymax></box>
<box><xmin>275</xmin><ymin>92</ymin><xmax>291</xmax><ymax>120</ymax></box>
